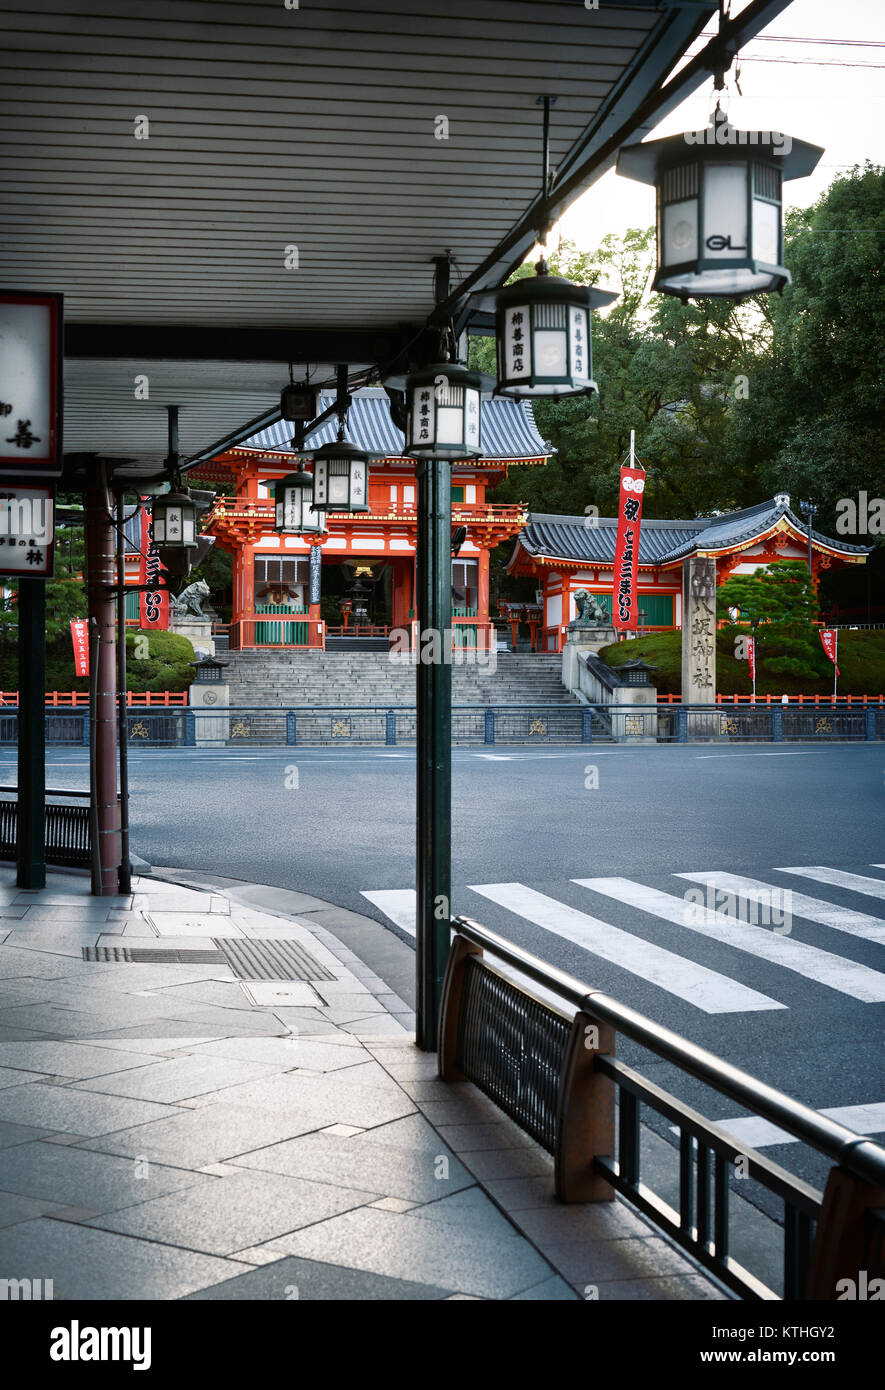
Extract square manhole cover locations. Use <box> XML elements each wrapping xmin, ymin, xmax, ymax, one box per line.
<box><xmin>240</xmin><ymin>981</ymin><xmax>326</xmax><ymax>1007</ymax></box>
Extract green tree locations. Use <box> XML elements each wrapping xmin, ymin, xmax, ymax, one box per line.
<box><xmin>716</xmin><ymin>560</ymin><xmax>828</xmax><ymax>681</ymax></box>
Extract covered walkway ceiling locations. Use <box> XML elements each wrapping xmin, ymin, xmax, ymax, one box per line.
<box><xmin>0</xmin><ymin>0</ymin><xmax>793</xmax><ymax>480</ymax></box>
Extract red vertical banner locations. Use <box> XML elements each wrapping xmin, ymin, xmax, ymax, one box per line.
<box><xmin>819</xmin><ymin>628</ymin><xmax>839</xmax><ymax>676</ymax></box>
<box><xmin>746</xmin><ymin>635</ymin><xmax>756</xmax><ymax>682</ymax></box>
<box><xmin>138</xmin><ymin>503</ymin><xmax>169</xmax><ymax>629</ymax></box>
<box><xmin>70</xmin><ymin>619</ymin><xmax>89</xmax><ymax>676</ymax></box>
<box><xmin>612</xmin><ymin>465</ymin><xmax>646</xmax><ymax>631</ymax></box>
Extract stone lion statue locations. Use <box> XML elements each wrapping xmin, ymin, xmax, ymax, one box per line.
<box><xmin>171</xmin><ymin>578</ymin><xmax>211</xmax><ymax>618</ymax></box>
<box><xmin>574</xmin><ymin>589</ymin><xmax>609</xmax><ymax>624</ymax></box>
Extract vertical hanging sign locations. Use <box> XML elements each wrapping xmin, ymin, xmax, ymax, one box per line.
<box><xmin>70</xmin><ymin>618</ymin><xmax>89</xmax><ymax>677</ymax></box>
<box><xmin>612</xmin><ymin>461</ymin><xmax>646</xmax><ymax>632</ymax></box>
<box><xmin>820</xmin><ymin>628</ymin><xmax>839</xmax><ymax>699</ymax></box>
<box><xmin>138</xmin><ymin>503</ymin><xmax>169</xmax><ymax>629</ymax></box>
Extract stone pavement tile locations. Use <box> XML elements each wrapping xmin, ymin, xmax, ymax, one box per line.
<box><xmin>0</xmin><ymin>1217</ymin><xmax>250</xmax><ymax>1299</ymax></box>
<box><xmin>83</xmin><ymin>1020</ymin><xmax>285</xmax><ymax>1042</ymax></box>
<box><xmin>78</xmin><ymin>1101</ymin><xmax>333</xmax><ymax>1168</ymax></box>
<box><xmin>514</xmin><ymin>1201</ymin><xmax>653</xmax><ymax>1244</ymax></box>
<box><xmin>483</xmin><ymin>1175</ymin><xmax>567</xmax><ymax>1211</ymax></box>
<box><xmin>592</xmin><ymin>1274</ymin><xmax>728</xmax><ymax>1301</ymax></box>
<box><xmin>542</xmin><ymin>1235</ymin><xmax>703</xmax><ymax>1285</ymax></box>
<box><xmin>0</xmin><ymin>946</ymin><xmax>90</xmax><ymax>979</ymax></box>
<box><xmin>0</xmin><ymin>935</ymin><xmax>101</xmax><ymax>958</ymax></box>
<box><xmin>407</xmin><ymin>1186</ymin><xmax>520</xmax><ymax>1241</ymax></box>
<box><xmin>401</xmin><ymin>1078</ymin><xmax>475</xmax><ymax>1103</ymax></box>
<box><xmin>460</xmin><ymin>1147</ymin><xmax>554</xmax><ymax>1181</ymax></box>
<box><xmin>69</xmin><ymin>1054</ymin><xmax>289</xmax><ymax>1104</ymax></box>
<box><xmin>0</xmin><ymin>1004</ymin><xmax>183</xmax><ymax>1039</ymax></box>
<box><xmin>0</xmin><ymin>1139</ymin><xmax>215</xmax><ymax>1209</ymax></box>
<box><xmin>0</xmin><ymin>908</ymin><xmax>29</xmax><ymax>920</ymax></box>
<box><xmin>0</xmin><ymin>1066</ymin><xmax>48</xmax><ymax>1089</ymax></box>
<box><xmin>435</xmin><ymin>1121</ymin><xmax>538</xmax><ymax>1153</ymax></box>
<box><xmin>196</xmin><ymin>1069</ymin><xmax>416</xmax><ymax>1130</ymax></box>
<box><xmin>233</xmin><ymin>1129</ymin><xmax>473</xmax><ymax>1205</ymax></box>
<box><xmin>181</xmin><ymin>1253</ymin><xmax>453</xmax><ymax>1301</ymax></box>
<box><xmin>341</xmin><ymin>1017</ymin><xmax>409</xmax><ymax>1039</ymax></box>
<box><xmin>0</xmin><ymin>1189</ymin><xmax>60</xmax><ymax>1228</ymax></box>
<box><xmin>179</xmin><ymin>1005</ymin><xmax>302</xmax><ymax>1035</ymax></box>
<box><xmin>80</xmin><ymin>1036</ymin><xmax>228</xmax><ymax>1056</ymax></box>
<box><xmin>511</xmin><ymin>1275</ymin><xmax>580</xmax><ymax>1300</ymax></box>
<box><xmin>0</xmin><ymin>1042</ymin><xmax>174</xmax><ymax>1079</ymax></box>
<box><xmin>85</xmin><ymin>1169</ymin><xmax>380</xmax><ymax>1256</ymax></box>
<box><xmin>320</xmin><ymin>994</ymin><xmax>389</xmax><ymax>1014</ymax></box>
<box><xmin>354</xmin><ymin>1112</ymin><xmax>453</xmax><ymax>1154</ymax></box>
<box><xmin>0</xmin><ymin>1119</ymin><xmax>56</xmax><ymax>1148</ymax></box>
<box><xmin>184</xmin><ymin>1036</ymin><xmax>369</xmax><ymax>1071</ymax></box>
<box><xmin>148</xmin><ymin>980</ymin><xmax>251</xmax><ymax>1009</ymax></box>
<box><xmin>415</xmin><ymin>1095</ymin><xmax>509</xmax><ymax>1126</ymax></box>
<box><xmin>270</xmin><ymin>1205</ymin><xmax>554</xmax><ymax>1299</ymax></box>
<box><xmin>0</xmin><ymin>1028</ymin><xmax>49</xmax><ymax>1042</ymax></box>
<box><xmin>6</xmin><ymin>906</ymin><xmax>115</xmax><ymax>923</ymax></box>
<box><xmin>0</xmin><ymin>1082</ymin><xmax>185</xmax><ymax>1136</ymax></box>
<box><xmin>371</xmin><ymin>1197</ymin><xmax>417</xmax><ymax>1213</ymax></box>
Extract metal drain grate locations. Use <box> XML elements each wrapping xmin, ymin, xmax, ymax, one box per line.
<box><xmin>83</xmin><ymin>946</ymin><xmax>225</xmax><ymax>964</ymax></box>
<box><xmin>214</xmin><ymin>937</ymin><xmax>336</xmax><ymax>982</ymax></box>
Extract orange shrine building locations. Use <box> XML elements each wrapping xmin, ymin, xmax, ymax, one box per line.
<box><xmin>508</xmin><ymin>494</ymin><xmax>870</xmax><ymax>652</ymax></box>
<box><xmin>195</xmin><ymin>387</ymin><xmax>547</xmax><ymax>650</ymax></box>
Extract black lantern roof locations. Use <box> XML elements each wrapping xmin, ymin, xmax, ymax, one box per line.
<box><xmin>617</xmin><ymin>121</ymin><xmax>823</xmax><ymax>185</ymax></box>
<box><xmin>619</xmin><ymin>657</ymin><xmax>658</xmax><ymax>685</ymax></box>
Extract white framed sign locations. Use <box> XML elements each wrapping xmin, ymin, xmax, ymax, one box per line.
<box><xmin>0</xmin><ymin>292</ymin><xmax>63</xmax><ymax>476</ymax></box>
<box><xmin>0</xmin><ymin>482</ymin><xmax>55</xmax><ymax>576</ymax></box>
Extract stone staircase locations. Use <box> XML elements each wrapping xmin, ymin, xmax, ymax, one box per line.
<box><xmin>223</xmin><ymin>649</ymin><xmax>576</xmax><ymax>709</ymax></box>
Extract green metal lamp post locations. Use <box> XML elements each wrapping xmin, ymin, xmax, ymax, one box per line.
<box><xmin>404</xmin><ymin>357</ymin><xmax>484</xmax><ymax>1050</ymax></box>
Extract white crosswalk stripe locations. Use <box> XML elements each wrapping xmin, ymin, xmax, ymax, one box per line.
<box><xmin>779</xmin><ymin>866</ymin><xmax>885</xmax><ymax>901</ymax></box>
<box><xmin>468</xmin><ymin>882</ymin><xmax>782</xmax><ymax>1014</ymax></box>
<box><xmin>576</xmin><ymin>878</ymin><xmax>885</xmax><ymax>1003</ymax></box>
<box><xmin>671</xmin><ymin>1101</ymin><xmax>885</xmax><ymax>1151</ymax></box>
<box><xmin>360</xmin><ymin>889</ymin><xmax>416</xmax><ymax>937</ymax></box>
<box><xmin>675</xmin><ymin>871</ymin><xmax>885</xmax><ymax>945</ymax></box>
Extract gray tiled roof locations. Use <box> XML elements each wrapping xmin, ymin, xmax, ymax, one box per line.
<box><xmin>240</xmin><ymin>387</ymin><xmax>548</xmax><ymax>462</ymax></box>
<box><xmin>512</xmin><ymin>498</ymin><xmax>871</xmax><ymax>569</ymax></box>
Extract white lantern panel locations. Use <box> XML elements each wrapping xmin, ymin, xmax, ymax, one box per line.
<box><xmin>435</xmin><ymin>406</ymin><xmax>464</xmax><ymax>446</ymax></box>
<box><xmin>533</xmin><ymin>329</ymin><xmax>567</xmax><ymax>377</ymax></box>
<box><xmin>0</xmin><ymin>301</ymin><xmax>52</xmax><ymax>458</ymax></box>
<box><xmin>464</xmin><ymin>389</ymin><xmax>481</xmax><ymax>449</ymax></box>
<box><xmin>351</xmin><ymin>465</ymin><xmax>367</xmax><ymax>508</ymax></box>
<box><xmin>702</xmin><ymin>163</ymin><xmax>748</xmax><ymax>259</ymax></box>
<box><xmin>662</xmin><ymin>198</ymin><xmax>698</xmax><ymax>264</ymax></box>
<box><xmin>568</xmin><ymin>306</ymin><xmax>589</xmax><ymax>382</ymax></box>
<box><xmin>753</xmin><ymin>197</ymin><xmax>780</xmax><ymax>265</ymax></box>
<box><xmin>411</xmin><ymin>387</ymin><xmax>434</xmax><ymax>449</ymax></box>
<box><xmin>504</xmin><ymin>306</ymin><xmax>531</xmax><ymax>380</ymax></box>
<box><xmin>165</xmin><ymin>506</ymin><xmax>183</xmax><ymax>541</ymax></box>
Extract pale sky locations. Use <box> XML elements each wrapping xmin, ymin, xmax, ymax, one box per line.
<box><xmin>558</xmin><ymin>0</ymin><xmax>885</xmax><ymax>248</ymax></box>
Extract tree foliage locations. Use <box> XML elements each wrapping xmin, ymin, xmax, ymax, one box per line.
<box><xmin>716</xmin><ymin>560</ymin><xmax>829</xmax><ymax>680</ymax></box>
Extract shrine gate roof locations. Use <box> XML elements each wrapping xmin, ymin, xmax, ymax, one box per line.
<box><xmin>511</xmin><ymin>497</ymin><xmax>871</xmax><ymax>571</ymax></box>
<box><xmin>236</xmin><ymin>388</ymin><xmax>548</xmax><ymax>463</ymax></box>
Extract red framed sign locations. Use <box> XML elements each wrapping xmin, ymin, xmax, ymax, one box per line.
<box><xmin>0</xmin><ymin>483</ymin><xmax>55</xmax><ymax>577</ymax></box>
<box><xmin>0</xmin><ymin>292</ymin><xmax>63</xmax><ymax>477</ymax></box>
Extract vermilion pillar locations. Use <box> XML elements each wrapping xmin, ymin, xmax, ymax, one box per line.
<box><xmin>477</xmin><ymin>545</ymin><xmax>490</xmax><ymax>649</ymax></box>
<box><xmin>85</xmin><ymin>474</ymin><xmax>121</xmax><ymax>895</ymax></box>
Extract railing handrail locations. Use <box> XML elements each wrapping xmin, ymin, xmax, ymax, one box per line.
<box><xmin>0</xmin><ymin>786</ymin><xmax>90</xmax><ymax>798</ymax></box>
<box><xmin>451</xmin><ymin>913</ymin><xmax>885</xmax><ymax>1189</ymax></box>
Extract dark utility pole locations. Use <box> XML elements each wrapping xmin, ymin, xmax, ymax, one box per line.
<box><xmin>16</xmin><ymin>578</ymin><xmax>46</xmax><ymax>889</ymax></box>
<box><xmin>415</xmin><ymin>453</ymin><xmax>452</xmax><ymax>1051</ymax></box>
<box><xmin>116</xmin><ymin>491</ymin><xmax>132</xmax><ymax>895</ymax></box>
<box><xmin>85</xmin><ymin>466</ymin><xmax>121</xmax><ymax>894</ymax></box>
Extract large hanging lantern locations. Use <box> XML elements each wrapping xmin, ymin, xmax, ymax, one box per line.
<box><xmin>311</xmin><ymin>437</ymin><xmax>370</xmax><ymax>513</ymax></box>
<box><xmin>403</xmin><ymin>361</ymin><xmax>483</xmax><ymax>460</ymax></box>
<box><xmin>490</xmin><ymin>258</ymin><xmax>617</xmax><ymax>398</ymax></box>
<box><xmin>273</xmin><ymin>467</ymin><xmax>326</xmax><ymax>536</ymax></box>
<box><xmin>151</xmin><ymin>487</ymin><xmax>197</xmax><ymax>551</ymax></box>
<box><xmin>617</xmin><ymin>114</ymin><xmax>823</xmax><ymax>300</ymax></box>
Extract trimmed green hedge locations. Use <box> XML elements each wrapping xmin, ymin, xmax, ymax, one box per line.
<box><xmin>600</xmin><ymin>628</ymin><xmax>885</xmax><ymax>697</ymax></box>
<box><xmin>0</xmin><ymin>628</ymin><xmax>196</xmax><ymax>695</ymax></box>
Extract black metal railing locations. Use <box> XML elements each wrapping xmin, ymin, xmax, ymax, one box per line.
<box><xmin>456</xmin><ymin>956</ymin><xmax>571</xmax><ymax>1153</ymax></box>
<box><xmin>442</xmin><ymin>915</ymin><xmax>885</xmax><ymax>1301</ymax></box>
<box><xmin>0</xmin><ymin>788</ymin><xmax>92</xmax><ymax>867</ymax></box>
<box><xmin>0</xmin><ymin>702</ymin><xmax>881</xmax><ymax>748</ymax></box>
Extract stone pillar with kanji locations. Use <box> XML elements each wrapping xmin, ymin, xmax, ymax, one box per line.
<box><xmin>682</xmin><ymin>556</ymin><xmax>717</xmax><ymax>705</ymax></box>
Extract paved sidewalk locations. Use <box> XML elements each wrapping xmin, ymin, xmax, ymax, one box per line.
<box><xmin>0</xmin><ymin>866</ymin><xmax>727</xmax><ymax>1301</ymax></box>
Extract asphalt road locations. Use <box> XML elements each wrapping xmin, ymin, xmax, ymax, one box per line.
<box><xmin>6</xmin><ymin>742</ymin><xmax>884</xmax><ymax>1231</ymax></box>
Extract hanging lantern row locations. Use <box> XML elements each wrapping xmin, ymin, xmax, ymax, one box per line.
<box><xmin>273</xmin><ymin>465</ymin><xmax>326</xmax><ymax>537</ymax></box>
<box><xmin>617</xmin><ymin>112</ymin><xmax>823</xmax><ymax>301</ymax></box>
<box><xmin>404</xmin><ymin>362</ymin><xmax>483</xmax><ymax>460</ymax></box>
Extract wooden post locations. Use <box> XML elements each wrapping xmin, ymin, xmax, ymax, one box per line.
<box><xmin>437</xmin><ymin>934</ymin><xmax>483</xmax><ymax>1080</ymax></box>
<box><xmin>804</xmin><ymin>1167</ymin><xmax>885</xmax><ymax>1299</ymax></box>
<box><xmin>554</xmin><ymin>1009</ymin><xmax>616</xmax><ymax>1203</ymax></box>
